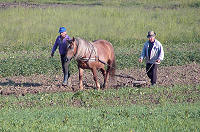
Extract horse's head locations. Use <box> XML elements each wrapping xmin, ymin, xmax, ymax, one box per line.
<box><xmin>66</xmin><ymin>37</ymin><xmax>78</xmax><ymax>61</ymax></box>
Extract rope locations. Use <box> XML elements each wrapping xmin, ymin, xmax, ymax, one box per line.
<box><xmin>96</xmin><ymin>58</ymin><xmax>155</xmax><ymax>85</ymax></box>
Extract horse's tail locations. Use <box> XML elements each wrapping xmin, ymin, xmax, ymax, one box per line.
<box><xmin>109</xmin><ymin>53</ymin><xmax>116</xmax><ymax>80</ymax></box>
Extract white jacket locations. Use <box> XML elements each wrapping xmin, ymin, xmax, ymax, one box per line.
<box><xmin>140</xmin><ymin>39</ymin><xmax>164</xmax><ymax>64</ymax></box>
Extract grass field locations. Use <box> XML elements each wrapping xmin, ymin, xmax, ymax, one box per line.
<box><xmin>0</xmin><ymin>0</ymin><xmax>200</xmax><ymax>131</ymax></box>
<box><xmin>0</xmin><ymin>85</ymin><xmax>200</xmax><ymax>131</ymax></box>
<box><xmin>1</xmin><ymin>103</ymin><xmax>200</xmax><ymax>131</ymax></box>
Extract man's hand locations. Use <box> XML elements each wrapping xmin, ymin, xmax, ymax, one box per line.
<box><xmin>139</xmin><ymin>58</ymin><xmax>143</xmax><ymax>63</ymax></box>
<box><xmin>51</xmin><ymin>53</ymin><xmax>54</xmax><ymax>57</ymax></box>
<box><xmin>156</xmin><ymin>59</ymin><xmax>161</xmax><ymax>63</ymax></box>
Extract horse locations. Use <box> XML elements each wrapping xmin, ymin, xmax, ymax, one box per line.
<box><xmin>66</xmin><ymin>37</ymin><xmax>116</xmax><ymax>90</ymax></box>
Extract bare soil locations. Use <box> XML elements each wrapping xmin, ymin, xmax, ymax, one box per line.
<box><xmin>0</xmin><ymin>2</ymin><xmax>99</xmax><ymax>8</ymax></box>
<box><xmin>0</xmin><ymin>62</ymin><xmax>199</xmax><ymax>96</ymax></box>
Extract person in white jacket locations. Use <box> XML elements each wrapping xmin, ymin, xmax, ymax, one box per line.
<box><xmin>139</xmin><ymin>31</ymin><xmax>164</xmax><ymax>86</ymax></box>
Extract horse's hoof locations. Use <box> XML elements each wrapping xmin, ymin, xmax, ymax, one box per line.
<box><xmin>102</xmin><ymin>87</ymin><xmax>106</xmax><ymax>90</ymax></box>
<box><xmin>79</xmin><ymin>87</ymin><xmax>84</xmax><ymax>91</ymax></box>
<box><xmin>96</xmin><ymin>87</ymin><xmax>101</xmax><ymax>91</ymax></box>
<box><xmin>102</xmin><ymin>84</ymin><xmax>107</xmax><ymax>89</ymax></box>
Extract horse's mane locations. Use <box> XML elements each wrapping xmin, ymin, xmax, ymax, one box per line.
<box><xmin>75</xmin><ymin>38</ymin><xmax>97</xmax><ymax>60</ymax></box>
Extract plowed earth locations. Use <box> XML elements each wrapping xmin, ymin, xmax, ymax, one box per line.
<box><xmin>0</xmin><ymin>63</ymin><xmax>199</xmax><ymax>96</ymax></box>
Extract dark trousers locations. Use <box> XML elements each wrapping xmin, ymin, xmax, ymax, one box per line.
<box><xmin>61</xmin><ymin>55</ymin><xmax>70</xmax><ymax>82</ymax></box>
<box><xmin>146</xmin><ymin>63</ymin><xmax>158</xmax><ymax>85</ymax></box>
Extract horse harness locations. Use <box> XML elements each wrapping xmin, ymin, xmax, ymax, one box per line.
<box><xmin>74</xmin><ymin>38</ymin><xmax>99</xmax><ymax>62</ymax></box>
<box><xmin>71</xmin><ymin>38</ymin><xmax>118</xmax><ymax>71</ymax></box>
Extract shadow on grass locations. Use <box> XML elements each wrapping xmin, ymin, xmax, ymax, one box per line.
<box><xmin>0</xmin><ymin>79</ymin><xmax>42</xmax><ymax>87</ymax></box>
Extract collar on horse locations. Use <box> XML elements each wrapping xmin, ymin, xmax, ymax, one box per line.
<box><xmin>74</xmin><ymin>38</ymin><xmax>98</xmax><ymax>62</ymax></box>
<box><xmin>73</xmin><ymin>38</ymin><xmax>79</xmax><ymax>58</ymax></box>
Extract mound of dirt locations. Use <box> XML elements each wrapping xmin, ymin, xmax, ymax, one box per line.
<box><xmin>0</xmin><ymin>62</ymin><xmax>200</xmax><ymax>95</ymax></box>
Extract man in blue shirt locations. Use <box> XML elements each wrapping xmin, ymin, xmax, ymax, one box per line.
<box><xmin>51</xmin><ymin>27</ymin><xmax>71</xmax><ymax>86</ymax></box>
<box><xmin>139</xmin><ymin>31</ymin><xmax>164</xmax><ymax>86</ymax></box>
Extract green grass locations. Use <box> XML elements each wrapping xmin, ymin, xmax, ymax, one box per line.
<box><xmin>0</xmin><ymin>104</ymin><xmax>200</xmax><ymax>131</ymax></box>
<box><xmin>0</xmin><ymin>85</ymin><xmax>200</xmax><ymax>131</ymax></box>
<box><xmin>1</xmin><ymin>85</ymin><xmax>199</xmax><ymax>108</ymax></box>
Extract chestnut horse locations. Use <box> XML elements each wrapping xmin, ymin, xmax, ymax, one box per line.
<box><xmin>66</xmin><ymin>37</ymin><xmax>115</xmax><ymax>90</ymax></box>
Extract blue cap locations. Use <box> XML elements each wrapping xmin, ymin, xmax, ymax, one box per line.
<box><xmin>58</xmin><ymin>27</ymin><xmax>66</xmax><ymax>33</ymax></box>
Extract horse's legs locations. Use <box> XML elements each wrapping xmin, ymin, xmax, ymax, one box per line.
<box><xmin>79</xmin><ymin>67</ymin><xmax>84</xmax><ymax>90</ymax></box>
<box><xmin>92</xmin><ymin>68</ymin><xmax>100</xmax><ymax>90</ymax></box>
<box><xmin>105</xmin><ymin>65</ymin><xmax>111</xmax><ymax>88</ymax></box>
<box><xmin>100</xmin><ymin>68</ymin><xmax>106</xmax><ymax>88</ymax></box>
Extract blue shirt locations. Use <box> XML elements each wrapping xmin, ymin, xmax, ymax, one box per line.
<box><xmin>51</xmin><ymin>35</ymin><xmax>71</xmax><ymax>55</ymax></box>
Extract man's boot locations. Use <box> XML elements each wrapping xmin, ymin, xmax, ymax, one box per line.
<box><xmin>62</xmin><ymin>72</ymin><xmax>71</xmax><ymax>87</ymax></box>
<box><xmin>62</xmin><ymin>74</ymin><xmax>69</xmax><ymax>86</ymax></box>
